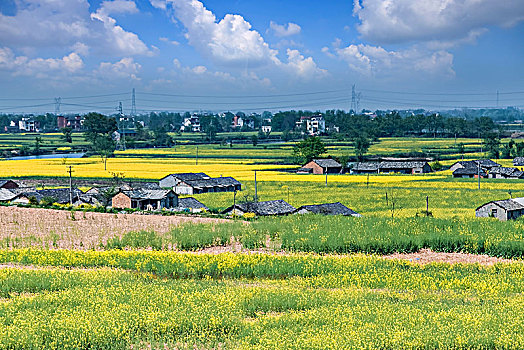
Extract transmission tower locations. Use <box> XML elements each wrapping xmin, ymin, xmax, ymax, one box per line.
<box><xmin>54</xmin><ymin>97</ymin><xmax>61</xmax><ymax>115</ymax></box>
<box><xmin>117</xmin><ymin>102</ymin><xmax>126</xmax><ymax>151</ymax></box>
<box><xmin>131</xmin><ymin>88</ymin><xmax>136</xmax><ymax>116</ymax></box>
<box><xmin>350</xmin><ymin>85</ymin><xmax>362</xmax><ymax>114</ymax></box>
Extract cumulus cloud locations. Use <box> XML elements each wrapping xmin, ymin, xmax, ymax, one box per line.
<box><xmin>353</xmin><ymin>0</ymin><xmax>524</xmax><ymax>45</ymax></box>
<box><xmin>0</xmin><ymin>0</ymin><xmax>150</xmax><ymax>57</ymax></box>
<box><xmin>333</xmin><ymin>43</ymin><xmax>454</xmax><ymax>77</ymax></box>
<box><xmin>0</xmin><ymin>47</ymin><xmax>84</xmax><ymax>77</ymax></box>
<box><xmin>269</xmin><ymin>21</ymin><xmax>302</xmax><ymax>37</ymax></box>
<box><xmin>97</xmin><ymin>57</ymin><xmax>141</xmax><ymax>79</ymax></box>
<box><xmin>151</xmin><ymin>0</ymin><xmax>326</xmax><ymax>81</ymax></box>
<box><xmin>156</xmin><ymin>0</ymin><xmax>279</xmax><ymax>67</ymax></box>
<box><xmin>285</xmin><ymin>49</ymin><xmax>328</xmax><ymax>78</ymax></box>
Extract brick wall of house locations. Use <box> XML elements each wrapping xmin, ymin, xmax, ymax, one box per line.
<box><xmin>303</xmin><ymin>161</ymin><xmax>324</xmax><ymax>175</ymax></box>
<box><xmin>112</xmin><ymin>192</ymin><xmax>132</xmax><ymax>208</ymax></box>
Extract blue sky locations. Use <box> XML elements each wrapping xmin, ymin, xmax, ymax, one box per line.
<box><xmin>0</xmin><ymin>0</ymin><xmax>523</xmax><ymax>114</ymax></box>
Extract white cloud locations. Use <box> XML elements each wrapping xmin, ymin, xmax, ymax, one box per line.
<box><xmin>97</xmin><ymin>0</ymin><xmax>139</xmax><ymax>16</ymax></box>
<box><xmin>97</xmin><ymin>57</ymin><xmax>141</xmax><ymax>79</ymax></box>
<box><xmin>159</xmin><ymin>0</ymin><xmax>279</xmax><ymax>67</ymax></box>
<box><xmin>0</xmin><ymin>0</ymin><xmax>150</xmax><ymax>57</ymax></box>
<box><xmin>269</xmin><ymin>21</ymin><xmax>301</xmax><ymax>37</ymax></box>
<box><xmin>159</xmin><ymin>37</ymin><xmax>180</xmax><ymax>45</ymax></box>
<box><xmin>192</xmin><ymin>65</ymin><xmax>207</xmax><ymax>74</ymax></box>
<box><xmin>285</xmin><ymin>49</ymin><xmax>328</xmax><ymax>78</ymax></box>
<box><xmin>153</xmin><ymin>0</ymin><xmax>327</xmax><ymax>80</ymax></box>
<box><xmin>0</xmin><ymin>47</ymin><xmax>84</xmax><ymax>77</ymax></box>
<box><xmin>334</xmin><ymin>43</ymin><xmax>454</xmax><ymax>77</ymax></box>
<box><xmin>353</xmin><ymin>0</ymin><xmax>524</xmax><ymax>45</ymax></box>
<box><xmin>91</xmin><ymin>2</ymin><xmax>151</xmax><ymax>56</ymax></box>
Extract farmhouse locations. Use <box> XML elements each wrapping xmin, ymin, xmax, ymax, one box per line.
<box><xmin>222</xmin><ymin>200</ymin><xmax>296</xmax><ymax>216</ymax></box>
<box><xmin>159</xmin><ymin>173</ymin><xmax>241</xmax><ymax>195</ymax></box>
<box><xmin>295</xmin><ymin>202</ymin><xmax>361</xmax><ymax>217</ymax></box>
<box><xmin>513</xmin><ymin>157</ymin><xmax>524</xmax><ymax>166</ymax></box>
<box><xmin>13</xmin><ymin>188</ymin><xmax>84</xmax><ymax>205</ymax></box>
<box><xmin>379</xmin><ymin>161</ymin><xmax>431</xmax><ymax>174</ymax></box>
<box><xmin>298</xmin><ymin>159</ymin><xmax>342</xmax><ymax>175</ymax></box>
<box><xmin>351</xmin><ymin>162</ymin><xmax>379</xmax><ymax>174</ymax></box>
<box><xmin>450</xmin><ymin>159</ymin><xmax>501</xmax><ymax>172</ymax></box>
<box><xmin>452</xmin><ymin>167</ymin><xmax>486</xmax><ymax>178</ymax></box>
<box><xmin>112</xmin><ymin>189</ymin><xmax>178</xmax><ymax>210</ymax></box>
<box><xmin>487</xmin><ymin>167</ymin><xmax>524</xmax><ymax>179</ymax></box>
<box><xmin>476</xmin><ymin>197</ymin><xmax>524</xmax><ymax>221</ymax></box>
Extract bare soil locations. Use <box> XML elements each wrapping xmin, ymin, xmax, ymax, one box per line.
<box><xmin>383</xmin><ymin>248</ymin><xmax>519</xmax><ymax>265</ymax></box>
<box><xmin>0</xmin><ymin>206</ymin><xmax>228</xmax><ymax>249</ymax></box>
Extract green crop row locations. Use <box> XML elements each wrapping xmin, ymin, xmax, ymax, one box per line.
<box><xmin>1</xmin><ymin>251</ymin><xmax>524</xmax><ymax>349</ymax></box>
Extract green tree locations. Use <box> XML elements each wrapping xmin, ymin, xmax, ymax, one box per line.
<box><xmin>353</xmin><ymin>135</ymin><xmax>371</xmax><ymax>162</ymax></box>
<box><xmin>251</xmin><ymin>134</ymin><xmax>258</xmax><ymax>146</ymax></box>
<box><xmin>83</xmin><ymin>113</ymin><xmax>118</xmax><ymax>170</ymax></box>
<box><xmin>292</xmin><ymin>136</ymin><xmax>326</xmax><ymax>164</ymax></box>
<box><xmin>484</xmin><ymin>132</ymin><xmax>501</xmax><ymax>159</ymax></box>
<box><xmin>61</xmin><ymin>127</ymin><xmax>73</xmax><ymax>143</ymax></box>
<box><xmin>33</xmin><ymin>136</ymin><xmax>43</xmax><ymax>155</ymax></box>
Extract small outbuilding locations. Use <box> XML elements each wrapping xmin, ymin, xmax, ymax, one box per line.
<box><xmin>452</xmin><ymin>167</ymin><xmax>486</xmax><ymax>178</ymax></box>
<box><xmin>351</xmin><ymin>162</ymin><xmax>379</xmax><ymax>174</ymax></box>
<box><xmin>378</xmin><ymin>161</ymin><xmax>432</xmax><ymax>174</ymax></box>
<box><xmin>295</xmin><ymin>202</ymin><xmax>361</xmax><ymax>217</ymax></box>
<box><xmin>112</xmin><ymin>189</ymin><xmax>178</xmax><ymax>210</ymax></box>
<box><xmin>299</xmin><ymin>159</ymin><xmax>342</xmax><ymax>175</ymax></box>
<box><xmin>450</xmin><ymin>159</ymin><xmax>501</xmax><ymax>172</ymax></box>
<box><xmin>222</xmin><ymin>199</ymin><xmax>296</xmax><ymax>216</ymax></box>
<box><xmin>513</xmin><ymin>157</ymin><xmax>524</xmax><ymax>166</ymax></box>
<box><xmin>488</xmin><ymin>167</ymin><xmax>524</xmax><ymax>179</ymax></box>
<box><xmin>177</xmin><ymin>197</ymin><xmax>209</xmax><ymax>213</ymax></box>
<box><xmin>476</xmin><ymin>197</ymin><xmax>524</xmax><ymax>221</ymax></box>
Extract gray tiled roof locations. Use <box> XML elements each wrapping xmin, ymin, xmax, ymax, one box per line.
<box><xmin>312</xmin><ymin>159</ymin><xmax>342</xmax><ymax>168</ymax></box>
<box><xmin>297</xmin><ymin>202</ymin><xmax>361</xmax><ymax>216</ymax></box>
<box><xmin>178</xmin><ymin>197</ymin><xmax>208</xmax><ymax>210</ymax></box>
<box><xmin>123</xmin><ymin>189</ymin><xmax>173</xmax><ymax>200</ymax></box>
<box><xmin>489</xmin><ymin>167</ymin><xmax>523</xmax><ymax>177</ymax></box>
<box><xmin>514</xmin><ymin>157</ymin><xmax>524</xmax><ymax>166</ymax></box>
<box><xmin>490</xmin><ymin>199</ymin><xmax>524</xmax><ymax>211</ymax></box>
<box><xmin>0</xmin><ymin>189</ymin><xmax>18</xmax><ymax>201</ymax></box>
<box><xmin>19</xmin><ymin>188</ymin><xmax>83</xmax><ymax>204</ymax></box>
<box><xmin>163</xmin><ymin>173</ymin><xmax>210</xmax><ymax>181</ymax></box>
<box><xmin>185</xmin><ymin>176</ymin><xmax>241</xmax><ymax>189</ymax></box>
<box><xmin>453</xmin><ymin>167</ymin><xmax>487</xmax><ymax>176</ymax></box>
<box><xmin>352</xmin><ymin>162</ymin><xmax>379</xmax><ymax>171</ymax></box>
<box><xmin>224</xmin><ymin>200</ymin><xmax>296</xmax><ymax>216</ymax></box>
<box><xmin>379</xmin><ymin>161</ymin><xmax>428</xmax><ymax>169</ymax></box>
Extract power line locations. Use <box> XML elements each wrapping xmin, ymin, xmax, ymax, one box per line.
<box><xmin>138</xmin><ymin>89</ymin><xmax>348</xmax><ymax>99</ymax></box>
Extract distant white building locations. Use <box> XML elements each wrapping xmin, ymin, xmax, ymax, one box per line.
<box><xmin>296</xmin><ymin>115</ymin><xmax>325</xmax><ymax>135</ymax></box>
<box><xmin>181</xmin><ymin>115</ymin><xmax>201</xmax><ymax>132</ymax></box>
<box><xmin>18</xmin><ymin>118</ymin><xmax>39</xmax><ymax>132</ymax></box>
<box><xmin>261</xmin><ymin>125</ymin><xmax>272</xmax><ymax>133</ymax></box>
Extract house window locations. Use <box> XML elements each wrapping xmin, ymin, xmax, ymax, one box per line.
<box><xmin>491</xmin><ymin>208</ymin><xmax>497</xmax><ymax>217</ymax></box>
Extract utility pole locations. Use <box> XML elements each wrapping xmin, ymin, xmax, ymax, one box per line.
<box><xmin>117</xmin><ymin>102</ymin><xmax>126</xmax><ymax>151</ymax></box>
<box><xmin>496</xmin><ymin>90</ymin><xmax>499</xmax><ymax>108</ymax></box>
<box><xmin>426</xmin><ymin>196</ymin><xmax>429</xmax><ymax>214</ymax></box>
<box><xmin>325</xmin><ymin>168</ymin><xmax>328</xmax><ymax>186</ymax></box>
<box><xmin>67</xmin><ymin>166</ymin><xmax>73</xmax><ymax>205</ymax></box>
<box><xmin>254</xmin><ymin>170</ymin><xmax>258</xmax><ymax>202</ymax></box>
<box><xmin>478</xmin><ymin>161</ymin><xmax>481</xmax><ymax>190</ymax></box>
